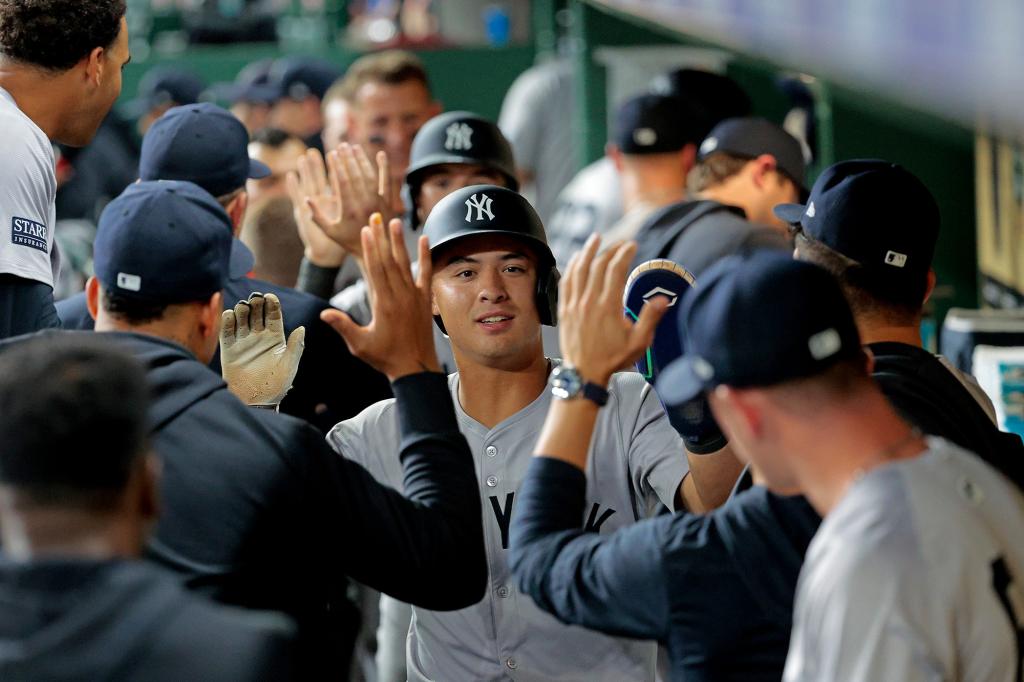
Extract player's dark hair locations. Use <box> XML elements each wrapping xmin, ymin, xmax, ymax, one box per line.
<box><xmin>794</xmin><ymin>230</ymin><xmax>927</xmax><ymax>323</ymax></box>
<box><xmin>102</xmin><ymin>288</ymin><xmax>170</xmax><ymax>324</ymax></box>
<box><xmin>0</xmin><ymin>334</ymin><xmax>149</xmax><ymax>510</ymax></box>
<box><xmin>250</xmin><ymin>126</ymin><xmax>302</xmax><ymax>149</ymax></box>
<box><xmin>0</xmin><ymin>0</ymin><xmax>126</xmax><ymax>72</ymax></box>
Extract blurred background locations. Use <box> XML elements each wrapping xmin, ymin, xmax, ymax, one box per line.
<box><xmin>81</xmin><ymin>0</ymin><xmax>1024</xmax><ymax>338</ymax></box>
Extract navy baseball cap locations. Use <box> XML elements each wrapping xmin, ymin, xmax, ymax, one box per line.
<box><xmin>124</xmin><ymin>67</ymin><xmax>205</xmax><ymax>118</ymax></box>
<box><xmin>206</xmin><ymin>59</ymin><xmax>278</xmax><ymax>105</ymax></box>
<box><xmin>94</xmin><ymin>182</ymin><xmax>232</xmax><ymax>305</ymax></box>
<box><xmin>697</xmin><ymin>117</ymin><xmax>808</xmax><ymax>194</ymax></box>
<box><xmin>614</xmin><ymin>94</ymin><xmax>692</xmax><ymax>154</ymax></box>
<box><xmin>773</xmin><ymin>159</ymin><xmax>940</xmax><ymax>285</ymax></box>
<box><xmin>140</xmin><ymin>103</ymin><xmax>271</xmax><ymax>199</ymax></box>
<box><xmin>267</xmin><ymin>57</ymin><xmax>342</xmax><ymax>102</ymax></box>
<box><xmin>657</xmin><ymin>251</ymin><xmax>862</xmax><ymax>406</ymax></box>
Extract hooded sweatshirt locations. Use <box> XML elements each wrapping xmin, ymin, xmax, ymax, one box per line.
<box><xmin>0</xmin><ymin>557</ymin><xmax>294</xmax><ymax>681</ymax></box>
<box><xmin>3</xmin><ymin>329</ymin><xmax>486</xmax><ymax>679</ymax></box>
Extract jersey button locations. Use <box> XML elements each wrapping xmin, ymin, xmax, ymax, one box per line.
<box><xmin>497</xmin><ymin>585</ymin><xmax>510</xmax><ymax>598</ymax></box>
<box><xmin>485</xmin><ymin>445</ymin><xmax>498</xmax><ymax>457</ymax></box>
<box><xmin>486</xmin><ymin>475</ymin><xmax>498</xmax><ymax>487</ymax></box>
<box><xmin>506</xmin><ymin>658</ymin><xmax>518</xmax><ymax>670</ymax></box>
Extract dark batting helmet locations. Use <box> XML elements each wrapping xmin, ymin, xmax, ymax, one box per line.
<box><xmin>424</xmin><ymin>185</ymin><xmax>558</xmax><ymax>333</ymax></box>
<box><xmin>403</xmin><ymin>111</ymin><xmax>518</xmax><ymax>230</ymax></box>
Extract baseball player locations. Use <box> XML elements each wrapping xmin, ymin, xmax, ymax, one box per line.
<box><xmin>321</xmin><ymin>186</ymin><xmax>733</xmax><ymax>681</ymax></box>
<box><xmin>778</xmin><ymin>159</ymin><xmax>1024</xmax><ymax>486</ymax></box>
<box><xmin>292</xmin><ymin>111</ymin><xmax>534</xmax><ymax>373</ymax></box>
<box><xmin>292</xmin><ymin>111</ymin><xmax>518</xmax><ymax>305</ymax></box>
<box><xmin>0</xmin><ymin>0</ymin><xmax>130</xmax><ymax>339</ymax></box>
<box><xmin>661</xmin><ymin>252</ymin><xmax>1024</xmax><ymax>681</ymax></box>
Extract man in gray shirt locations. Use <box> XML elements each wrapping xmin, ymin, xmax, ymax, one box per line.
<box><xmin>656</xmin><ymin>251</ymin><xmax>1024</xmax><ymax>682</ymax></box>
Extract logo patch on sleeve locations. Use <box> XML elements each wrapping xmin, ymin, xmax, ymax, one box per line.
<box><xmin>11</xmin><ymin>217</ymin><xmax>48</xmax><ymax>253</ymax></box>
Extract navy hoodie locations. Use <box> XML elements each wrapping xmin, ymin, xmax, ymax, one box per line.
<box><xmin>0</xmin><ymin>558</ymin><xmax>295</xmax><ymax>681</ymax></box>
<box><xmin>55</xmin><ymin>275</ymin><xmax>392</xmax><ymax>431</ymax></box>
<box><xmin>2</xmin><ymin>330</ymin><xmax>486</xmax><ymax>679</ymax></box>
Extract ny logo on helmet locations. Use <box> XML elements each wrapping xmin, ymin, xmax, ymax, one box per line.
<box><xmin>445</xmin><ymin>122</ymin><xmax>474</xmax><ymax>151</ymax></box>
<box><xmin>465</xmin><ymin>193</ymin><xmax>495</xmax><ymax>222</ymax></box>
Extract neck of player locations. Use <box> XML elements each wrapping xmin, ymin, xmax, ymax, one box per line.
<box><xmin>454</xmin><ymin>347</ymin><xmax>550</xmax><ymax>429</ymax></box>
<box><xmin>0</xmin><ymin>66</ymin><xmax>71</xmax><ymax>140</ymax></box>
<box><xmin>786</xmin><ymin>389</ymin><xmax>928</xmax><ymax>516</ymax></box>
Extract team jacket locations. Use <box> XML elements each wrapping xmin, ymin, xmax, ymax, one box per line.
<box><xmin>54</xmin><ymin>273</ymin><xmax>393</xmax><ymax>431</ymax></box>
<box><xmin>4</xmin><ymin>330</ymin><xmax>486</xmax><ymax>679</ymax></box>
<box><xmin>0</xmin><ymin>558</ymin><xmax>296</xmax><ymax>681</ymax></box>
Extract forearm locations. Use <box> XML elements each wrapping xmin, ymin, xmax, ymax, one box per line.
<box><xmin>390</xmin><ymin>372</ymin><xmax>485</xmax><ymax>604</ymax></box>
<box><xmin>510</xmin><ymin>456</ymin><xmax>670</xmax><ymax>639</ymax></box>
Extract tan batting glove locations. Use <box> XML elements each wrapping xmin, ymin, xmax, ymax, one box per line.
<box><xmin>221</xmin><ymin>292</ymin><xmax>305</xmax><ymax>408</ymax></box>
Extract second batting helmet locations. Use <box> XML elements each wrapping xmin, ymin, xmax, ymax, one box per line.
<box><xmin>424</xmin><ymin>185</ymin><xmax>558</xmax><ymax>333</ymax></box>
<box><xmin>404</xmin><ymin>111</ymin><xmax>518</xmax><ymax>230</ymax></box>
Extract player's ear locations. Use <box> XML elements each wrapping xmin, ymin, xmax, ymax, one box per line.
<box><xmin>711</xmin><ymin>385</ymin><xmax>763</xmax><ymax>441</ymax></box>
<box><xmin>607</xmin><ymin>144</ymin><xmax>625</xmax><ymax>172</ymax></box>
<box><xmin>922</xmin><ymin>268</ymin><xmax>937</xmax><ymax>305</ymax></box>
<box><xmin>679</xmin><ymin>143</ymin><xmax>698</xmax><ymax>175</ymax></box>
<box><xmin>199</xmin><ymin>292</ymin><xmax>223</xmax><ymax>339</ymax></box>
<box><xmin>85</xmin><ymin>277</ymin><xmax>101</xmax><ymax>320</ymax></box>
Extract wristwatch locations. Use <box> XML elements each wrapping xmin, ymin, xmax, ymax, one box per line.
<box><xmin>550</xmin><ymin>365</ymin><xmax>609</xmax><ymax>406</ymax></box>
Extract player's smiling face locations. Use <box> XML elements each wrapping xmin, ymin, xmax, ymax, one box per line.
<box><xmin>432</xmin><ymin>234</ymin><xmax>544</xmax><ymax>368</ymax></box>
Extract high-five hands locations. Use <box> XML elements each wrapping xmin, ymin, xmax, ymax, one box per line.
<box><xmin>559</xmin><ymin>235</ymin><xmax>669</xmax><ymax>386</ymax></box>
<box><xmin>320</xmin><ymin>214</ymin><xmax>440</xmax><ymax>382</ymax></box>
<box><xmin>292</xmin><ymin>143</ymin><xmax>396</xmax><ymax>263</ymax></box>
<box><xmin>221</xmin><ymin>292</ymin><xmax>305</xmax><ymax>407</ymax></box>
<box><xmin>286</xmin><ymin>148</ymin><xmax>347</xmax><ymax>268</ymax></box>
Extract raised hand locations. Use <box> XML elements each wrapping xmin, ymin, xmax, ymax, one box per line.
<box><xmin>221</xmin><ymin>292</ymin><xmax>305</xmax><ymax>407</ymax></box>
<box><xmin>305</xmin><ymin>143</ymin><xmax>396</xmax><ymax>261</ymax></box>
<box><xmin>287</xmin><ymin>148</ymin><xmax>347</xmax><ymax>267</ymax></box>
<box><xmin>559</xmin><ymin>235</ymin><xmax>669</xmax><ymax>386</ymax></box>
<box><xmin>320</xmin><ymin>213</ymin><xmax>439</xmax><ymax>382</ymax></box>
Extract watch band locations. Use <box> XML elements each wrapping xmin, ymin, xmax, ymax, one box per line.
<box><xmin>581</xmin><ymin>381</ymin><xmax>610</xmax><ymax>407</ymax></box>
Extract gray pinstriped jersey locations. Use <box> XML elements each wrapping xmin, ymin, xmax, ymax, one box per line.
<box><xmin>0</xmin><ymin>87</ymin><xmax>58</xmax><ymax>288</ymax></box>
<box><xmin>785</xmin><ymin>437</ymin><xmax>1024</xmax><ymax>682</ymax></box>
<box><xmin>328</xmin><ymin>363</ymin><xmax>688</xmax><ymax>681</ymax></box>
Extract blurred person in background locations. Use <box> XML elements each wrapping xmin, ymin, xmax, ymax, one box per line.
<box><xmin>207</xmin><ymin>58</ymin><xmax>277</xmax><ymax>135</ymax></box>
<box><xmin>336</xmin><ymin>50</ymin><xmax>441</xmax><ymax>215</ymax></box>
<box><xmin>321</xmin><ymin>77</ymin><xmax>350</xmax><ymax>152</ymax></box>
<box><xmin>266</xmin><ymin>56</ymin><xmax>342</xmax><ymax>153</ymax></box>
<box><xmin>547</xmin><ymin>68</ymin><xmax>751</xmax><ymax>270</ymax></box>
<box><xmin>246</xmin><ymin>127</ymin><xmax>308</xmax><ymax>205</ymax></box>
<box><xmin>602</xmin><ymin>93</ymin><xmax>696</xmax><ymax>244</ymax></box>
<box><xmin>631</xmin><ymin>117</ymin><xmax>806</xmax><ymax>275</ymax></box>
<box><xmin>123</xmin><ymin>66</ymin><xmax>204</xmax><ymax>137</ymax></box>
<box><xmin>240</xmin><ymin>195</ymin><xmax>305</xmax><ymax>288</ymax></box>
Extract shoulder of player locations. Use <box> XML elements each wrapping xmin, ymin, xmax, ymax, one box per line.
<box><xmin>326</xmin><ymin>397</ymin><xmax>400</xmax><ymax>454</ymax></box>
<box><xmin>604</xmin><ymin>370</ymin><xmax>660</xmax><ymax>415</ymax></box>
<box><xmin>807</xmin><ymin>467</ymin><xmax>923</xmax><ymax>587</ymax></box>
<box><xmin>0</xmin><ymin>102</ymin><xmax>52</xmax><ymax>162</ymax></box>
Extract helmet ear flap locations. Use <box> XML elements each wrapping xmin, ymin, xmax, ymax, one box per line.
<box><xmin>536</xmin><ymin>266</ymin><xmax>560</xmax><ymax>326</ymax></box>
<box><xmin>403</xmin><ymin>182</ymin><xmax>420</xmax><ymax>230</ymax></box>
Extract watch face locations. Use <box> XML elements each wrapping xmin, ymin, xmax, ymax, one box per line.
<box><xmin>551</xmin><ymin>365</ymin><xmax>583</xmax><ymax>399</ymax></box>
